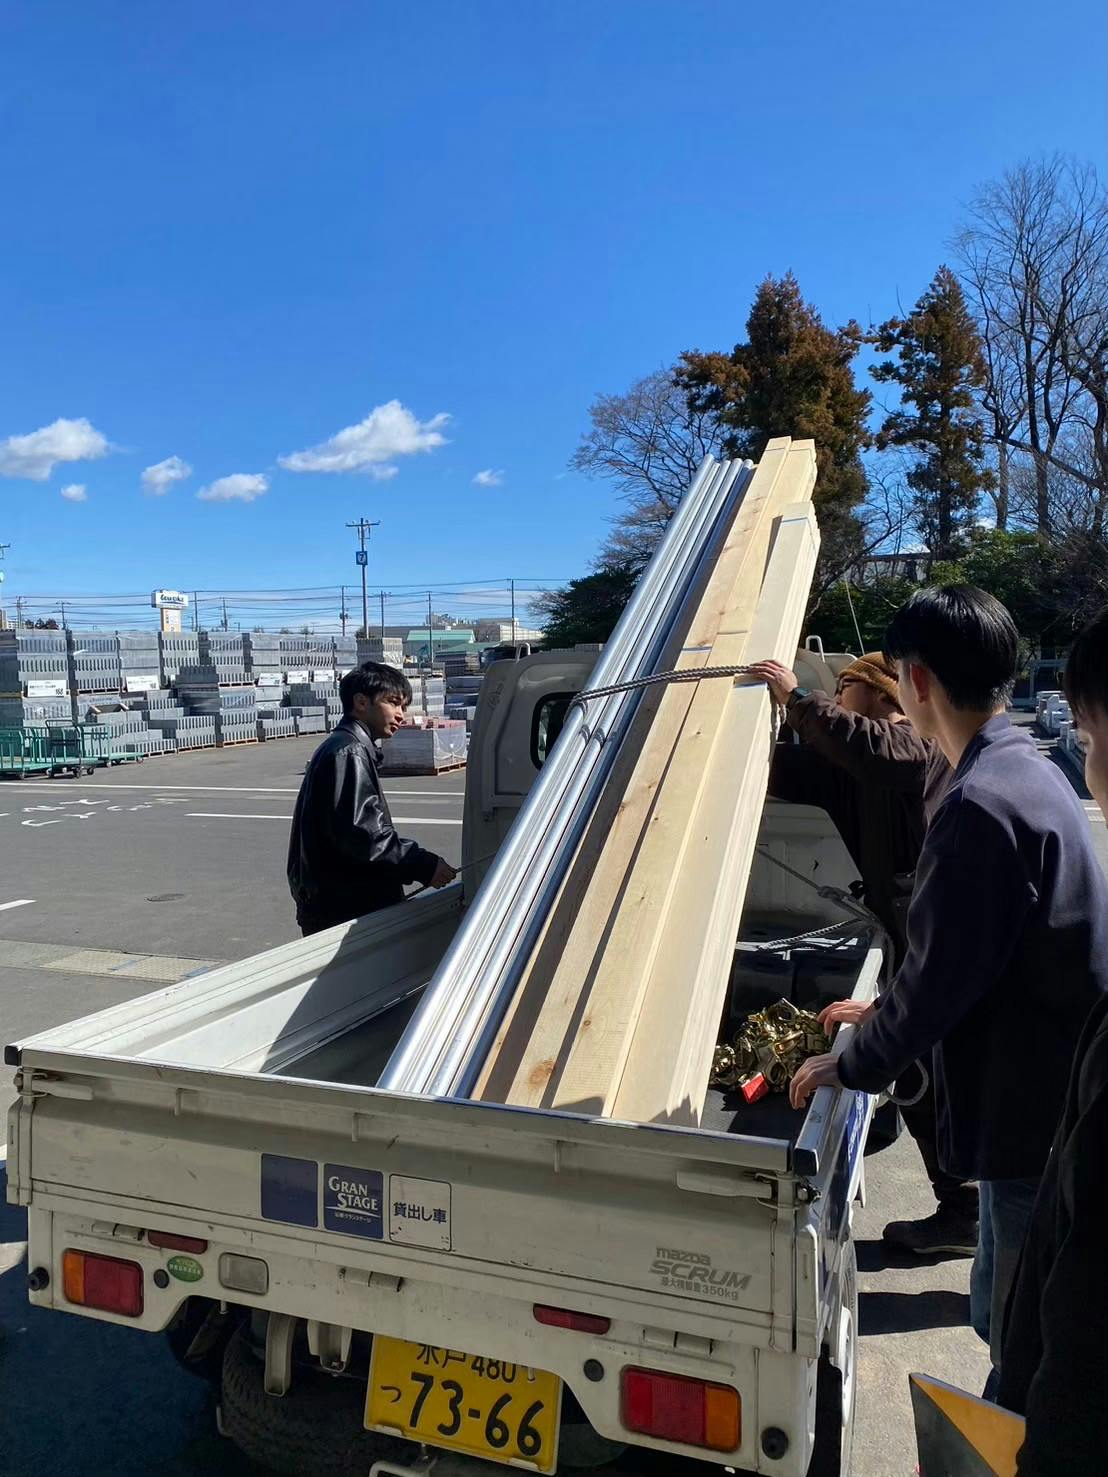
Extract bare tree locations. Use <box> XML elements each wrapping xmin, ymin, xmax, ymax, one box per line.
<box><xmin>571</xmin><ymin>369</ymin><xmax>721</xmax><ymax>570</ymax></box>
<box><xmin>957</xmin><ymin>158</ymin><xmax>1108</xmax><ymax>534</ymax></box>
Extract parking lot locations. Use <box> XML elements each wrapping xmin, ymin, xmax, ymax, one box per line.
<box><xmin>0</xmin><ymin>733</ymin><xmax>1099</xmax><ymax>1475</ymax></box>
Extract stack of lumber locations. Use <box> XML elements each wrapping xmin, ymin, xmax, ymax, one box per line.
<box><xmin>475</xmin><ymin>438</ymin><xmax>819</xmax><ymax>1126</ymax></box>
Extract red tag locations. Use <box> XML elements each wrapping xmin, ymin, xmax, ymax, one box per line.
<box><xmin>740</xmin><ymin>1072</ymin><xmax>769</xmax><ymax>1103</ymax></box>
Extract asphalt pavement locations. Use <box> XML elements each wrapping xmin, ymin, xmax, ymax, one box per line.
<box><xmin>0</xmin><ymin>727</ymin><xmax>1102</xmax><ymax>1476</ymax></box>
<box><xmin>0</xmin><ymin>737</ymin><xmax>464</xmax><ymax>1045</ymax></box>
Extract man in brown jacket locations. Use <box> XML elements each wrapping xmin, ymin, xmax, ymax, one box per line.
<box><xmin>747</xmin><ymin>652</ymin><xmax>976</xmax><ymax>1256</ymax></box>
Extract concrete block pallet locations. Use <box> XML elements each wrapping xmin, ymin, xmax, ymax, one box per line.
<box><xmin>171</xmin><ymin>727</ymin><xmax>218</xmax><ymax>751</ymax></box>
<box><xmin>0</xmin><ymin>698</ymin><xmax>74</xmax><ymax>725</ymax></box>
<box><xmin>294</xmin><ymin>715</ymin><xmax>327</xmax><ymax>735</ymax></box>
<box><xmin>380</xmin><ymin>719</ymin><xmax>467</xmax><ymax>775</ymax></box>
<box><xmin>215</xmin><ymin>713</ymin><xmax>258</xmax><ymax>745</ymax></box>
<box><xmin>287</xmin><ymin>684</ymin><xmax>338</xmax><ymax>705</ymax></box>
<box><xmin>258</xmin><ymin>717</ymin><xmax>297</xmax><ymax>740</ymax></box>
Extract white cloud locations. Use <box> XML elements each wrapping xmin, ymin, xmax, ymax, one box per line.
<box><xmin>473</xmin><ymin>468</ymin><xmax>504</xmax><ymax>487</ymax></box>
<box><xmin>142</xmin><ymin>455</ymin><xmax>192</xmax><ymax>496</ymax></box>
<box><xmin>197</xmin><ymin>472</ymin><xmax>269</xmax><ymax>504</ymax></box>
<box><xmin>0</xmin><ymin>416</ymin><xmax>110</xmax><ymax>481</ymax></box>
<box><xmin>278</xmin><ymin>399</ymin><xmax>450</xmax><ymax>476</ymax></box>
<box><xmin>60</xmin><ymin>483</ymin><xmax>88</xmax><ymax>503</ymax></box>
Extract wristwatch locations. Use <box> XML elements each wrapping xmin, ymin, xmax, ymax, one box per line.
<box><xmin>786</xmin><ymin>686</ymin><xmax>812</xmax><ymax>707</ymax></box>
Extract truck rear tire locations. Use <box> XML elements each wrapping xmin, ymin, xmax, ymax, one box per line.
<box><xmin>806</xmin><ymin>1355</ymin><xmax>854</xmax><ymax>1476</ymax></box>
<box><xmin>807</xmin><ymin>1242</ymin><xmax>857</xmax><ymax>1477</ymax></box>
<box><xmin>220</xmin><ymin>1326</ymin><xmax>411</xmax><ymax>1477</ymax></box>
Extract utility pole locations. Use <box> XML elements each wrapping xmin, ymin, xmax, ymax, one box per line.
<box><xmin>510</xmin><ymin>577</ymin><xmax>516</xmax><ymax>643</ymax></box>
<box><xmin>427</xmin><ymin>591</ymin><xmax>434</xmax><ymax>668</ymax></box>
<box><xmin>340</xmin><ymin>585</ymin><xmax>348</xmax><ymax>637</ymax></box>
<box><xmin>221</xmin><ymin>597</ymin><xmax>229</xmax><ymax>631</ymax></box>
<box><xmin>0</xmin><ymin>544</ymin><xmax>10</xmax><ymax>631</ymax></box>
<box><xmin>379</xmin><ymin>590</ymin><xmax>386</xmax><ymax>640</ymax></box>
<box><xmin>193</xmin><ymin>592</ymin><xmax>200</xmax><ymax>632</ymax></box>
<box><xmin>346</xmin><ymin>518</ymin><xmax>379</xmax><ymax>637</ymax></box>
<box><xmin>60</xmin><ymin>600</ymin><xmax>67</xmax><ymax>629</ymax></box>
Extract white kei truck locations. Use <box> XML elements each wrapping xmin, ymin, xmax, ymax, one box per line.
<box><xmin>5</xmin><ymin>643</ymin><xmax>886</xmax><ymax>1477</ymax></box>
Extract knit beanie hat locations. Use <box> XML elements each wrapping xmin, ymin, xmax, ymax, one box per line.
<box><xmin>837</xmin><ymin>651</ymin><xmax>901</xmax><ymax>710</ymax></box>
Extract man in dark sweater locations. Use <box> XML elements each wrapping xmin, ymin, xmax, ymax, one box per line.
<box><xmin>997</xmin><ymin>606</ymin><xmax>1108</xmax><ymax>1473</ymax></box>
<box><xmin>751</xmin><ymin>651</ymin><xmax>948</xmax><ymax>940</ymax></box>
<box><xmin>749</xmin><ymin>651</ymin><xmax>976</xmax><ymax>1254</ymax></box>
<box><xmin>789</xmin><ymin>586</ymin><xmax>1108</xmax><ymax>1385</ymax></box>
<box><xmin>287</xmin><ymin>662</ymin><xmax>456</xmax><ymax>935</ymax></box>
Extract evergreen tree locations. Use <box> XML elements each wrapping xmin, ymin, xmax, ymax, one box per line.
<box><xmin>676</xmin><ymin>273</ymin><xmax>872</xmax><ymax>588</ymax></box>
<box><xmin>871</xmin><ymin>266</ymin><xmax>994</xmax><ymax>563</ymax></box>
<box><xmin>535</xmin><ymin>564</ymin><xmax>640</xmax><ymax>648</ymax></box>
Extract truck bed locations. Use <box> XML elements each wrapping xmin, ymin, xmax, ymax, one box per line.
<box><xmin>270</xmin><ymin>909</ymin><xmax>875</xmax><ymax>1156</ymax></box>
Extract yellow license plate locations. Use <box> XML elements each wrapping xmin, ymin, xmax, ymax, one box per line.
<box><xmin>366</xmin><ymin>1335</ymin><xmax>563</xmax><ymax>1472</ymax></box>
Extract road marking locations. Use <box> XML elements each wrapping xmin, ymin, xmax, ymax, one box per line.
<box><xmin>0</xmin><ymin>1239</ymin><xmax>25</xmax><ymax>1274</ymax></box>
<box><xmin>188</xmin><ymin>812</ymin><xmax>292</xmax><ymax>820</ymax></box>
<box><xmin>187</xmin><ymin>812</ymin><xmax>463</xmax><ymax>825</ymax></box>
<box><xmin>1</xmin><ymin>780</ymin><xmax>463</xmax><ymax>798</ymax></box>
<box><xmin>0</xmin><ymin>938</ymin><xmax>222</xmax><ymax>982</ymax></box>
<box><xmin>0</xmin><ymin>899</ymin><xmax>34</xmax><ymax>912</ymax></box>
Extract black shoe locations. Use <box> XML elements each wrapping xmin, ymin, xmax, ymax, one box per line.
<box><xmin>882</xmin><ymin>1209</ymin><xmax>978</xmax><ymax>1257</ymax></box>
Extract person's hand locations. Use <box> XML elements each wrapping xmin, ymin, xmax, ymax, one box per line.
<box><xmin>429</xmin><ymin>858</ymin><xmax>457</xmax><ymax>888</ymax></box>
<box><xmin>789</xmin><ymin>1053</ymin><xmax>842</xmax><ymax>1110</ymax></box>
<box><xmin>818</xmin><ymin>999</ymin><xmax>876</xmax><ymax>1031</ymax></box>
<box><xmin>746</xmin><ymin>660</ymin><xmax>800</xmax><ymax>707</ymax></box>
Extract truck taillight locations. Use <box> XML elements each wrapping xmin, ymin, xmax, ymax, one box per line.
<box><xmin>147</xmin><ymin>1230</ymin><xmax>208</xmax><ymax>1254</ymax></box>
<box><xmin>62</xmin><ymin>1249</ymin><xmax>144</xmax><ymax>1318</ymax></box>
<box><xmin>533</xmin><ymin>1304</ymin><xmax>611</xmax><ymax>1335</ymax></box>
<box><xmin>620</xmin><ymin>1367</ymin><xmax>740</xmax><ymax>1452</ymax></box>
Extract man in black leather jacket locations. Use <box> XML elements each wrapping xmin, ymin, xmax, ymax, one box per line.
<box><xmin>287</xmin><ymin>661</ymin><xmax>456</xmax><ymax>934</ymax></box>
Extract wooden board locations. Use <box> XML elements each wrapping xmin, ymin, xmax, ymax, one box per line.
<box><xmin>476</xmin><ymin>440</ymin><xmax>818</xmax><ymax>1121</ymax></box>
<box><xmin>470</xmin><ymin>455</ymin><xmax>789</xmax><ymax>1103</ymax></box>
<box><xmin>612</xmin><ymin>500</ymin><xmax>820</xmax><ymax>1124</ymax></box>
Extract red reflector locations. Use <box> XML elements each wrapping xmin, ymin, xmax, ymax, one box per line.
<box><xmin>620</xmin><ymin>1367</ymin><xmax>740</xmax><ymax>1452</ymax></box>
<box><xmin>533</xmin><ymin>1304</ymin><xmax>611</xmax><ymax>1335</ymax></box>
<box><xmin>740</xmin><ymin>1072</ymin><xmax>769</xmax><ymax>1104</ymax></box>
<box><xmin>62</xmin><ymin>1249</ymin><xmax>144</xmax><ymax>1318</ymax></box>
<box><xmin>147</xmin><ymin>1230</ymin><xmax>208</xmax><ymax>1254</ymax></box>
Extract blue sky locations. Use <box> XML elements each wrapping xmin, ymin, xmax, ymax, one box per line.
<box><xmin>0</xmin><ymin>0</ymin><xmax>1104</xmax><ymax>620</ymax></box>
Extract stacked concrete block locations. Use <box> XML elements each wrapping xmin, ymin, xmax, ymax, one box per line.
<box><xmin>380</xmin><ymin>718</ymin><xmax>468</xmax><ymax>775</ymax></box>
<box><xmin>258</xmin><ymin>715</ymin><xmax>297</xmax><ymax>740</ymax></box>
<box><xmin>0</xmin><ymin>631</ymin><xmax>70</xmax><ymax>702</ymax></box>
<box><xmin>116</xmin><ymin>632</ymin><xmax>162</xmax><ymax>692</ymax></box>
<box><xmin>279</xmin><ymin>635</ymin><xmax>311</xmax><ymax>680</ymax></box>
<box><xmin>197</xmin><ymin>633</ymin><xmax>249</xmax><ymax>686</ymax></box>
<box><xmin>441</xmin><ymin>650</ymin><xmax>483</xmax><ymax>677</ymax></box>
<box><xmin>286</xmin><ymin>682</ymin><xmax>337</xmax><ymax>706</ymax></box>
<box><xmin>418</xmin><ymin>674</ymin><xmax>447</xmax><ymax>718</ymax></box>
<box><xmin>0</xmin><ymin>696</ymin><xmax>73</xmax><ymax>726</ymax></box>
<box><xmin>159</xmin><ymin>632</ymin><xmax>201</xmax><ymax>686</ymax></box>
<box><xmin>148</xmin><ymin>713</ymin><xmax>217</xmax><ymax>749</ymax></box>
<box><xmin>357</xmin><ymin>636</ymin><xmax>405</xmax><ymax>669</ymax></box>
<box><xmin>333</xmin><ymin>636</ymin><xmax>357</xmax><ymax>676</ymax></box>
<box><xmin>67</xmin><ymin>630</ymin><xmax>122</xmax><ymax>694</ymax></box>
<box><xmin>215</xmin><ymin>711</ymin><xmax>258</xmax><ymax>745</ymax></box>
<box><xmin>243</xmin><ymin>631</ymin><xmax>283</xmax><ymax>680</ymax></box>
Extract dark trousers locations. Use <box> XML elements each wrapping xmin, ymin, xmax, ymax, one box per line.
<box><xmin>897</xmin><ymin>1066</ymin><xmax>979</xmax><ymax>1218</ymax></box>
